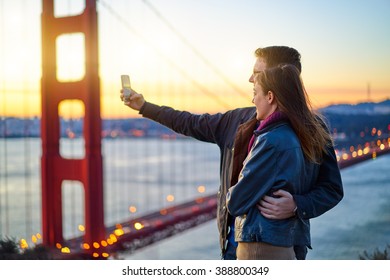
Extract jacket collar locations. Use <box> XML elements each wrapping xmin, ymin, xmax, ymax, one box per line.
<box><xmin>254</xmin><ymin>111</ymin><xmax>289</xmax><ymax>136</ymax></box>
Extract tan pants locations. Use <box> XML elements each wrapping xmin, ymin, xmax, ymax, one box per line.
<box><xmin>237</xmin><ymin>242</ymin><xmax>295</xmax><ymax>260</ymax></box>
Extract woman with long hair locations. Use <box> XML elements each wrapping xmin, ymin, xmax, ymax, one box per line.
<box><xmin>226</xmin><ymin>63</ymin><xmax>337</xmax><ymax>259</ymax></box>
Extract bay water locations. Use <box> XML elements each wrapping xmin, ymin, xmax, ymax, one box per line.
<box><xmin>1</xmin><ymin>138</ymin><xmax>389</xmax><ymax>260</ymax></box>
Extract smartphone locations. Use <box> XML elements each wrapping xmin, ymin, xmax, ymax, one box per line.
<box><xmin>121</xmin><ymin>75</ymin><xmax>131</xmax><ymax>102</ymax></box>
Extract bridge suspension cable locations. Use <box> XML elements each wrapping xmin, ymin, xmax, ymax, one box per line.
<box><xmin>141</xmin><ymin>0</ymin><xmax>250</xmax><ymax>101</ymax></box>
<box><xmin>97</xmin><ymin>0</ymin><xmax>233</xmax><ymax>110</ymax></box>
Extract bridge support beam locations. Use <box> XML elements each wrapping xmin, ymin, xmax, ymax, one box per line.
<box><xmin>40</xmin><ymin>0</ymin><xmax>105</xmax><ymax>255</ymax></box>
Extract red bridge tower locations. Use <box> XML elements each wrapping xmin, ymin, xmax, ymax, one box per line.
<box><xmin>40</xmin><ymin>0</ymin><xmax>105</xmax><ymax>254</ymax></box>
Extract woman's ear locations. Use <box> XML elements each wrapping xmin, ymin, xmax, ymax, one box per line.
<box><xmin>267</xmin><ymin>91</ymin><xmax>275</xmax><ymax>104</ymax></box>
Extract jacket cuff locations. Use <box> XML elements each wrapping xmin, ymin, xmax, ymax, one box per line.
<box><xmin>139</xmin><ymin>101</ymin><xmax>160</xmax><ymax>119</ymax></box>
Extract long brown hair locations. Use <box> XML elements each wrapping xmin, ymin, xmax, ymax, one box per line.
<box><xmin>256</xmin><ymin>64</ymin><xmax>332</xmax><ymax>164</ymax></box>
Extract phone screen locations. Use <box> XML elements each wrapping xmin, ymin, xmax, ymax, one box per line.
<box><xmin>121</xmin><ymin>75</ymin><xmax>131</xmax><ymax>89</ymax></box>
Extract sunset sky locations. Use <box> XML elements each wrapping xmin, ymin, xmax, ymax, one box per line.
<box><xmin>1</xmin><ymin>0</ymin><xmax>389</xmax><ymax>118</ymax></box>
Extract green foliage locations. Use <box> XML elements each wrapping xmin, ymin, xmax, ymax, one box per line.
<box><xmin>0</xmin><ymin>237</ymin><xmax>20</xmax><ymax>255</ymax></box>
<box><xmin>0</xmin><ymin>237</ymin><xmax>52</xmax><ymax>260</ymax></box>
<box><xmin>359</xmin><ymin>244</ymin><xmax>390</xmax><ymax>260</ymax></box>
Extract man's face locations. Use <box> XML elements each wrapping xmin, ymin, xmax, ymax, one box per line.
<box><xmin>249</xmin><ymin>57</ymin><xmax>267</xmax><ymax>83</ymax></box>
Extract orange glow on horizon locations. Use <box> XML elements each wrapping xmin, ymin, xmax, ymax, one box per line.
<box><xmin>1</xmin><ymin>83</ymin><xmax>389</xmax><ymax>118</ymax></box>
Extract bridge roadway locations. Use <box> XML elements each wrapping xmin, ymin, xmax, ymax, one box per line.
<box><xmin>56</xmin><ymin>145</ymin><xmax>390</xmax><ymax>259</ymax></box>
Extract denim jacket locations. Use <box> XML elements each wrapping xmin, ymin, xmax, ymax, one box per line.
<box><xmin>226</xmin><ymin>121</ymin><xmax>316</xmax><ymax>247</ymax></box>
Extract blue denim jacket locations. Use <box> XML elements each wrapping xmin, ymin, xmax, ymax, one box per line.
<box><xmin>227</xmin><ymin>121</ymin><xmax>317</xmax><ymax>247</ymax></box>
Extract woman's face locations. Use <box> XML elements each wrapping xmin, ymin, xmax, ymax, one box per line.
<box><xmin>252</xmin><ymin>81</ymin><xmax>274</xmax><ymax>120</ymax></box>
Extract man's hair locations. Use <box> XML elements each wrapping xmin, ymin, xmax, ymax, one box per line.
<box><xmin>255</xmin><ymin>46</ymin><xmax>302</xmax><ymax>73</ymax></box>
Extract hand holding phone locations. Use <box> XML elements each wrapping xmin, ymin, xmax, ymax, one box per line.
<box><xmin>120</xmin><ymin>75</ymin><xmax>145</xmax><ymax>111</ymax></box>
<box><xmin>121</xmin><ymin>75</ymin><xmax>131</xmax><ymax>103</ymax></box>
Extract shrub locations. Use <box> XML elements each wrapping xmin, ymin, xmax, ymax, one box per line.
<box><xmin>0</xmin><ymin>237</ymin><xmax>52</xmax><ymax>260</ymax></box>
<box><xmin>359</xmin><ymin>244</ymin><xmax>390</xmax><ymax>260</ymax></box>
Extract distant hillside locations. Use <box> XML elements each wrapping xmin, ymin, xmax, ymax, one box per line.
<box><xmin>320</xmin><ymin>99</ymin><xmax>390</xmax><ymax>115</ymax></box>
<box><xmin>319</xmin><ymin>99</ymin><xmax>389</xmax><ymax>150</ymax></box>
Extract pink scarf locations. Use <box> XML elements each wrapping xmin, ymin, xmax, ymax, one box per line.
<box><xmin>247</xmin><ymin>111</ymin><xmax>288</xmax><ymax>153</ymax></box>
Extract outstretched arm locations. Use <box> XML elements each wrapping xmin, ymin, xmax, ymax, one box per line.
<box><xmin>119</xmin><ymin>87</ymin><xmax>252</xmax><ymax>146</ymax></box>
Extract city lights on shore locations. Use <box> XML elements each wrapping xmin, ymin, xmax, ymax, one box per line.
<box><xmin>336</xmin><ymin>136</ymin><xmax>390</xmax><ymax>163</ymax></box>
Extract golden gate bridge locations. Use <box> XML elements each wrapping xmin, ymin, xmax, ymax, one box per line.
<box><xmin>1</xmin><ymin>0</ymin><xmax>390</xmax><ymax>259</ymax></box>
